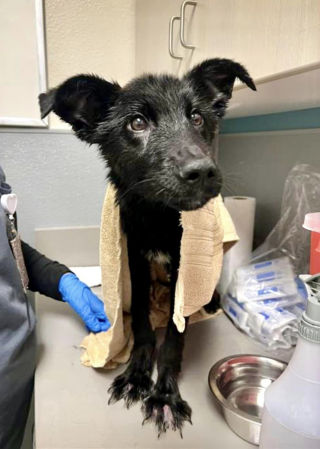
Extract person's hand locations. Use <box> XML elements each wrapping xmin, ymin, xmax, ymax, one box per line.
<box><xmin>59</xmin><ymin>273</ymin><xmax>110</xmax><ymax>333</ymax></box>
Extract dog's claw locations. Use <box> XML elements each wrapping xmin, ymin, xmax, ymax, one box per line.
<box><xmin>108</xmin><ymin>394</ymin><xmax>118</xmax><ymax>406</ymax></box>
<box><xmin>108</xmin><ymin>371</ymin><xmax>154</xmax><ymax>408</ymax></box>
<box><xmin>142</xmin><ymin>390</ymin><xmax>192</xmax><ymax>437</ymax></box>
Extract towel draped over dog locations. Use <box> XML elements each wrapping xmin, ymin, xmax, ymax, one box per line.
<box><xmin>81</xmin><ymin>184</ymin><xmax>238</xmax><ymax>369</ymax></box>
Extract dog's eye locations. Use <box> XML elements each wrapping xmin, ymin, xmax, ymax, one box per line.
<box><xmin>214</xmin><ymin>100</ymin><xmax>226</xmax><ymax>110</ymax></box>
<box><xmin>130</xmin><ymin>116</ymin><xmax>148</xmax><ymax>132</ymax></box>
<box><xmin>190</xmin><ymin>111</ymin><xmax>203</xmax><ymax>127</ymax></box>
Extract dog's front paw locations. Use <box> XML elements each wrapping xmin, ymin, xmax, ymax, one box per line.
<box><xmin>108</xmin><ymin>370</ymin><xmax>154</xmax><ymax>408</ymax></box>
<box><xmin>142</xmin><ymin>391</ymin><xmax>192</xmax><ymax>437</ymax></box>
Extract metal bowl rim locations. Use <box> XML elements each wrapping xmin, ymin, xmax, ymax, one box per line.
<box><xmin>208</xmin><ymin>354</ymin><xmax>287</xmax><ymax>424</ymax></box>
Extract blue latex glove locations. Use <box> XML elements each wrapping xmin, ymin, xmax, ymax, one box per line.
<box><xmin>59</xmin><ymin>273</ymin><xmax>110</xmax><ymax>333</ymax></box>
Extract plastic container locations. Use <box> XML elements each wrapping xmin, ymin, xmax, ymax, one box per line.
<box><xmin>303</xmin><ymin>212</ymin><xmax>320</xmax><ymax>275</ymax></box>
<box><xmin>235</xmin><ymin>258</ymin><xmax>290</xmax><ymax>280</ymax></box>
<box><xmin>259</xmin><ymin>286</ymin><xmax>320</xmax><ymax>448</ymax></box>
<box><xmin>236</xmin><ymin>278</ymin><xmax>298</xmax><ymax>302</ymax></box>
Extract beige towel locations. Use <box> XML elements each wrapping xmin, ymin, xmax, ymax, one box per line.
<box><xmin>81</xmin><ymin>185</ymin><xmax>238</xmax><ymax>369</ymax></box>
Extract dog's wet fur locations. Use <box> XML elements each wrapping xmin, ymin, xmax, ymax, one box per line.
<box><xmin>40</xmin><ymin>58</ymin><xmax>255</xmax><ymax>437</ymax></box>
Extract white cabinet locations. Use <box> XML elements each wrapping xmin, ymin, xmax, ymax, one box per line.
<box><xmin>135</xmin><ymin>0</ymin><xmax>320</xmax><ymax>80</ymax></box>
<box><xmin>0</xmin><ymin>0</ymin><xmax>47</xmax><ymax>127</ymax></box>
<box><xmin>205</xmin><ymin>0</ymin><xmax>320</xmax><ymax>81</ymax></box>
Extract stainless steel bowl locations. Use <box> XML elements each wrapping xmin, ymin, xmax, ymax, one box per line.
<box><xmin>208</xmin><ymin>355</ymin><xmax>287</xmax><ymax>446</ymax></box>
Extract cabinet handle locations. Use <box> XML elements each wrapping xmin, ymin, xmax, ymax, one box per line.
<box><xmin>180</xmin><ymin>0</ymin><xmax>197</xmax><ymax>49</ymax></box>
<box><xmin>169</xmin><ymin>16</ymin><xmax>183</xmax><ymax>59</ymax></box>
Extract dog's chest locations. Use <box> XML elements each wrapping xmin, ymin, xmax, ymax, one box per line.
<box><xmin>146</xmin><ymin>250</ymin><xmax>171</xmax><ymax>266</ymax></box>
<box><xmin>120</xmin><ymin>203</ymin><xmax>182</xmax><ymax>260</ymax></box>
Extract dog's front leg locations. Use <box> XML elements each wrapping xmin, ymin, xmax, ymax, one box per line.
<box><xmin>108</xmin><ymin>242</ymin><xmax>155</xmax><ymax>408</ymax></box>
<box><xmin>204</xmin><ymin>289</ymin><xmax>221</xmax><ymax>314</ymax></box>
<box><xmin>142</xmin><ymin>267</ymin><xmax>192</xmax><ymax>437</ymax></box>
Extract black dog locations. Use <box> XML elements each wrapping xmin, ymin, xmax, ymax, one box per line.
<box><xmin>39</xmin><ymin>58</ymin><xmax>255</xmax><ymax>436</ymax></box>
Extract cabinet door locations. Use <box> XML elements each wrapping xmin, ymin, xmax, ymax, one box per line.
<box><xmin>136</xmin><ymin>0</ymin><xmax>182</xmax><ymax>76</ymax></box>
<box><xmin>0</xmin><ymin>0</ymin><xmax>47</xmax><ymax>127</ymax></box>
<box><xmin>206</xmin><ymin>0</ymin><xmax>320</xmax><ymax>80</ymax></box>
<box><xmin>135</xmin><ymin>0</ymin><xmax>208</xmax><ymax>77</ymax></box>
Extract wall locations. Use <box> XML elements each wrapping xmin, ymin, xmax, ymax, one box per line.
<box><xmin>221</xmin><ymin>107</ymin><xmax>320</xmax><ymax>134</ymax></box>
<box><xmin>45</xmin><ymin>0</ymin><xmax>136</xmax><ymax>128</ymax></box>
<box><xmin>0</xmin><ymin>130</ymin><xmax>106</xmax><ymax>245</ymax></box>
<box><xmin>219</xmin><ymin>129</ymin><xmax>320</xmax><ymax>246</ymax></box>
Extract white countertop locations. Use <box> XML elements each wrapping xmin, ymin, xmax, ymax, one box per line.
<box><xmin>35</xmin><ymin>288</ymin><xmax>291</xmax><ymax>449</ymax></box>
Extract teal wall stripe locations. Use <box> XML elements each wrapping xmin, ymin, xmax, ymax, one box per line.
<box><xmin>220</xmin><ymin>107</ymin><xmax>320</xmax><ymax>134</ymax></box>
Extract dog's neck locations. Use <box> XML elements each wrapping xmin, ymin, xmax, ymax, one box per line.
<box><xmin>108</xmin><ymin>176</ymin><xmax>182</xmax><ymax>258</ymax></box>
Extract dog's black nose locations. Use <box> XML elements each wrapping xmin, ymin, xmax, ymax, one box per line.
<box><xmin>179</xmin><ymin>159</ymin><xmax>216</xmax><ymax>184</ymax></box>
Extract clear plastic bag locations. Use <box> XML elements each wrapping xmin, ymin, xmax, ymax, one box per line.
<box><xmin>251</xmin><ymin>164</ymin><xmax>320</xmax><ymax>275</ymax></box>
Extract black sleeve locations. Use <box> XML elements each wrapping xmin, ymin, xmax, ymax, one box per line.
<box><xmin>21</xmin><ymin>240</ymin><xmax>71</xmax><ymax>301</ymax></box>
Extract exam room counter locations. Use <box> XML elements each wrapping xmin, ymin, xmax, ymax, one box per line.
<box><xmin>35</xmin><ymin>287</ymin><xmax>291</xmax><ymax>449</ymax></box>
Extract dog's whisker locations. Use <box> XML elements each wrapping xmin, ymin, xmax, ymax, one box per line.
<box><xmin>220</xmin><ymin>170</ymin><xmax>244</xmax><ymax>184</ymax></box>
<box><xmin>154</xmin><ymin>187</ymin><xmax>169</xmax><ymax>200</ymax></box>
<box><xmin>223</xmin><ymin>179</ymin><xmax>240</xmax><ymax>188</ymax></box>
<box><xmin>222</xmin><ymin>173</ymin><xmax>243</xmax><ymax>181</ymax></box>
<box><xmin>117</xmin><ymin>177</ymin><xmax>158</xmax><ymax>201</ymax></box>
<box><xmin>222</xmin><ymin>176</ymin><xmax>244</xmax><ymax>191</ymax></box>
<box><xmin>223</xmin><ymin>185</ymin><xmax>239</xmax><ymax>196</ymax></box>
<box><xmin>221</xmin><ymin>171</ymin><xmax>242</xmax><ymax>177</ymax></box>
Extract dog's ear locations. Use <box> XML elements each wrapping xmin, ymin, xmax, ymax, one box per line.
<box><xmin>39</xmin><ymin>88</ymin><xmax>57</xmax><ymax>119</ymax></box>
<box><xmin>39</xmin><ymin>74</ymin><xmax>121</xmax><ymax>140</ymax></box>
<box><xmin>186</xmin><ymin>58</ymin><xmax>256</xmax><ymax>117</ymax></box>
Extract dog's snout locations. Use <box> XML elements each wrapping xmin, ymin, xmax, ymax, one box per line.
<box><xmin>179</xmin><ymin>159</ymin><xmax>216</xmax><ymax>184</ymax></box>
